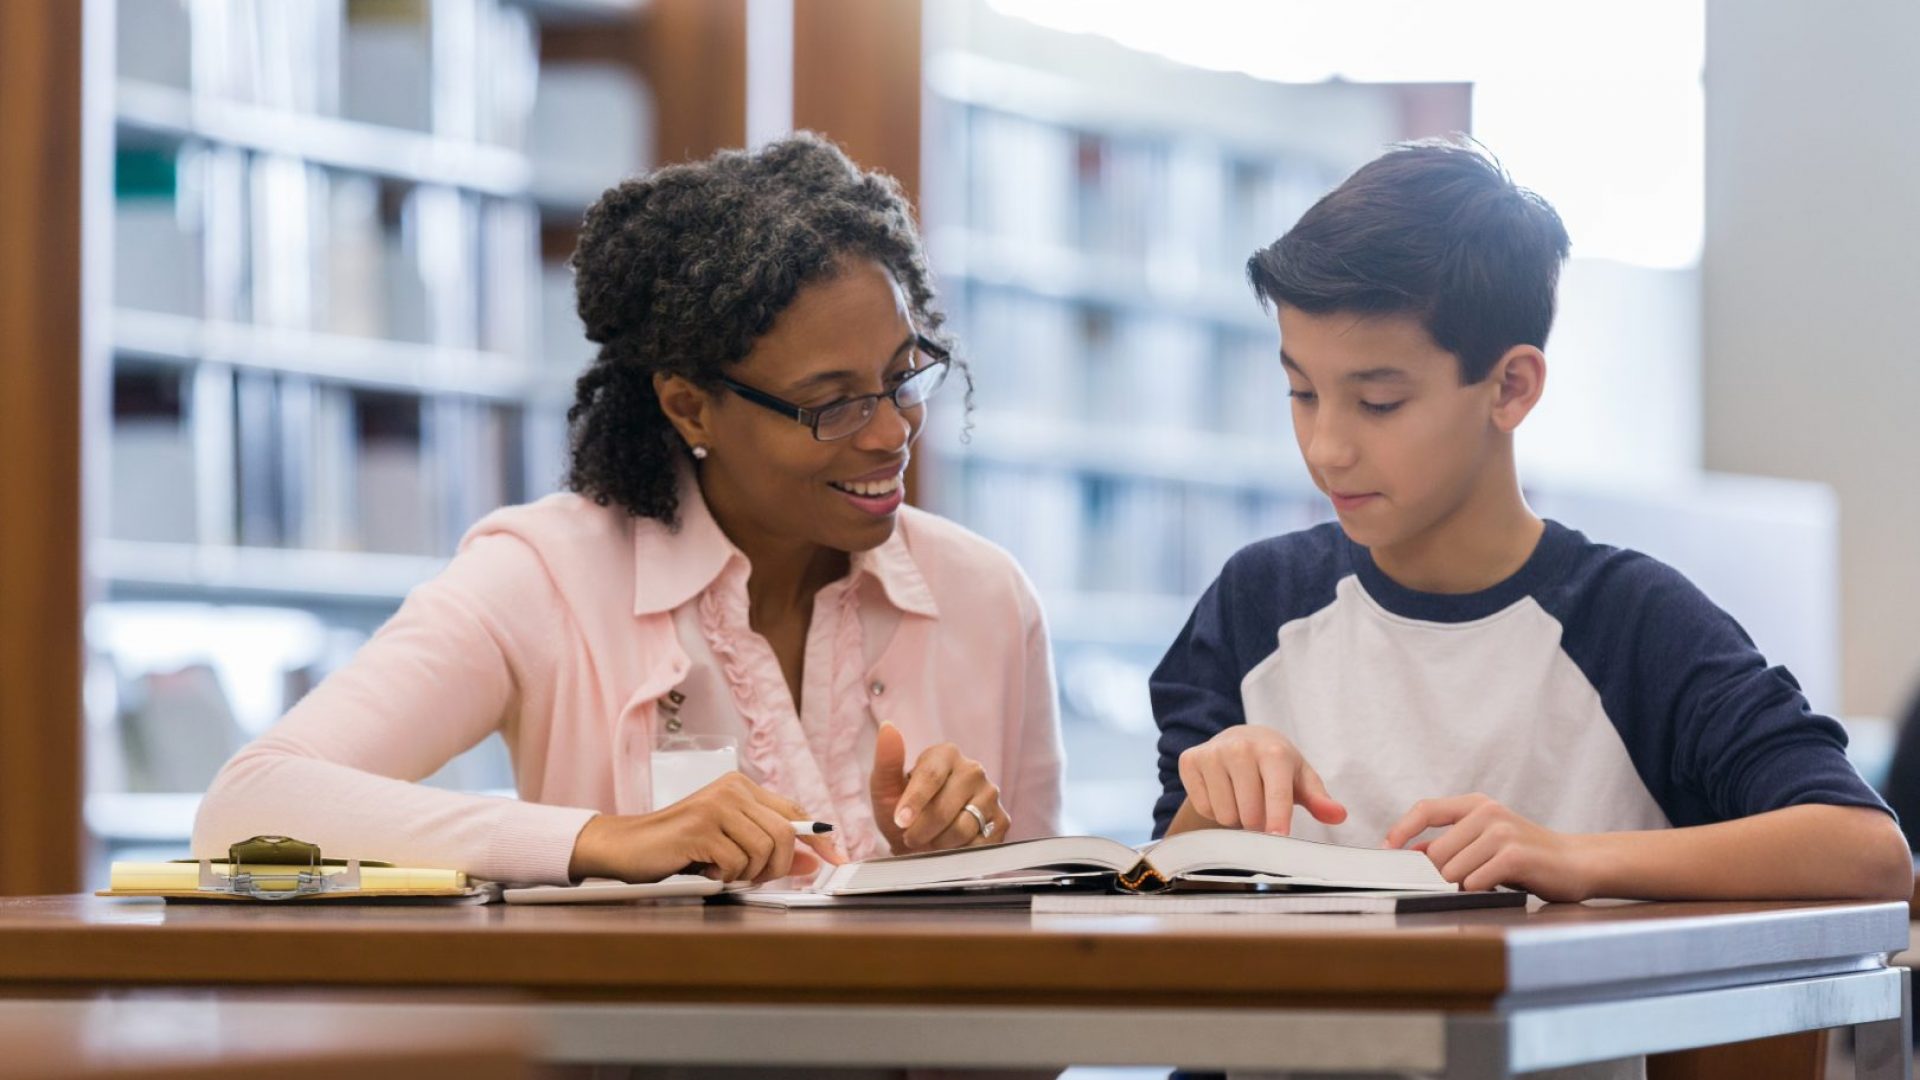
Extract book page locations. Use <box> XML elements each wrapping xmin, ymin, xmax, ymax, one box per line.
<box><xmin>816</xmin><ymin>836</ymin><xmax>1139</xmax><ymax>895</ymax></box>
<box><xmin>1147</xmin><ymin>830</ymin><xmax>1454</xmax><ymax>892</ymax></box>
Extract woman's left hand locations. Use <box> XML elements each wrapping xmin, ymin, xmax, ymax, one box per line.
<box><xmin>869</xmin><ymin>722</ymin><xmax>1011</xmax><ymax>853</ymax></box>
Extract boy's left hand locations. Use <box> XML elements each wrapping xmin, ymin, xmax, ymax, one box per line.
<box><xmin>1385</xmin><ymin>794</ymin><xmax>1596</xmax><ymax>902</ymax></box>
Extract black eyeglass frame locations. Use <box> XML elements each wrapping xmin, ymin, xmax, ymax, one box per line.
<box><xmin>714</xmin><ymin>335</ymin><xmax>953</xmax><ymax>442</ymax></box>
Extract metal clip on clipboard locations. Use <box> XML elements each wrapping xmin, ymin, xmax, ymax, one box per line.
<box><xmin>196</xmin><ymin>835</ymin><xmax>365</xmax><ymax>900</ymax></box>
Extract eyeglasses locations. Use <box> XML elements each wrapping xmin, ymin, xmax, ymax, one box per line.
<box><xmin>716</xmin><ymin>336</ymin><xmax>953</xmax><ymax>442</ymax></box>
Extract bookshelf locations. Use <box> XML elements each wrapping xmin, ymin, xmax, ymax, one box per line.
<box><xmin>83</xmin><ymin>0</ymin><xmax>666</xmax><ymax>871</ymax></box>
<box><xmin>115</xmin><ymin>78</ymin><xmax>532</xmax><ymax>194</ymax></box>
<box><xmin>0</xmin><ymin>0</ymin><xmax>87</xmax><ymax>896</ymax></box>
<box><xmin>918</xmin><ymin>2</ymin><xmax>1469</xmax><ymax>841</ymax></box>
<box><xmin>97</xmin><ymin>540</ymin><xmax>446</xmax><ymax>606</ymax></box>
<box><xmin>112</xmin><ymin>309</ymin><xmax>570</xmax><ymax>402</ymax></box>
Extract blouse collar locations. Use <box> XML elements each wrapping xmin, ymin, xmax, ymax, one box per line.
<box><xmin>630</xmin><ymin>469</ymin><xmax>939</xmax><ymax>619</ymax></box>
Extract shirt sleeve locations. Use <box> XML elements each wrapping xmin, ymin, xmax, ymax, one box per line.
<box><xmin>1003</xmin><ymin>565</ymin><xmax>1065</xmax><ymax>841</ymax></box>
<box><xmin>1148</xmin><ymin>561</ymin><xmax>1253</xmax><ymax>839</ymax></box>
<box><xmin>1557</xmin><ymin>554</ymin><xmax>1892</xmax><ymax>828</ymax></box>
<box><xmin>191</xmin><ymin>531</ymin><xmax>598</xmax><ymax>884</ymax></box>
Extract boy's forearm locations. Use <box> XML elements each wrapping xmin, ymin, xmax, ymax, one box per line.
<box><xmin>1581</xmin><ymin>804</ymin><xmax>1913</xmax><ymax>902</ymax></box>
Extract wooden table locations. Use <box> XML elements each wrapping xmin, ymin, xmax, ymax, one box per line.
<box><xmin>0</xmin><ymin>993</ymin><xmax>536</xmax><ymax>1080</ymax></box>
<box><xmin>0</xmin><ymin>895</ymin><xmax>1908</xmax><ymax>1078</ymax></box>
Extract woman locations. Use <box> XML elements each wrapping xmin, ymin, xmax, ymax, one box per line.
<box><xmin>193</xmin><ymin>134</ymin><xmax>1064</xmax><ymax>886</ymax></box>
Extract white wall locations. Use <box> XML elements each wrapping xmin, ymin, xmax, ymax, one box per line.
<box><xmin>1521</xmin><ymin>258</ymin><xmax>1702</xmax><ymax>488</ymax></box>
<box><xmin>1703</xmin><ymin>0</ymin><xmax>1920</xmax><ymax>717</ymax></box>
<box><xmin>1532</xmin><ymin>476</ymin><xmax>1840</xmax><ymax>713</ymax></box>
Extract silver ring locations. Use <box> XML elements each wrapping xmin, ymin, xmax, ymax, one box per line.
<box><xmin>956</xmin><ymin>799</ymin><xmax>990</xmax><ymax>841</ymax></box>
<box><xmin>962</xmin><ymin>802</ymin><xmax>994</xmax><ymax>839</ymax></box>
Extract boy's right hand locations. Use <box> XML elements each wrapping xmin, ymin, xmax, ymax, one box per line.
<box><xmin>1175</xmin><ymin>725</ymin><xmax>1347</xmax><ymax>835</ymax></box>
<box><xmin>567</xmin><ymin>772</ymin><xmax>845</xmax><ymax>883</ymax></box>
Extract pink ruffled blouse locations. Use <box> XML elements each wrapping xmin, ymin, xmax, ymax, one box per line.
<box><xmin>192</xmin><ymin>478</ymin><xmax>1065</xmax><ymax>884</ymax></box>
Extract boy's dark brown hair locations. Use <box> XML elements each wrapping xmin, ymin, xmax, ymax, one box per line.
<box><xmin>1247</xmin><ymin>138</ymin><xmax>1570</xmax><ymax>384</ymax></box>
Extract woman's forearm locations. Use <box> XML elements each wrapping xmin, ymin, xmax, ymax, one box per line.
<box><xmin>197</xmin><ymin>741</ymin><xmax>597</xmax><ymax>885</ymax></box>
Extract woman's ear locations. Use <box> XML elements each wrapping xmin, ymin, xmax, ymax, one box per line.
<box><xmin>1488</xmin><ymin>345</ymin><xmax>1546</xmax><ymax>434</ymax></box>
<box><xmin>653</xmin><ymin>372</ymin><xmax>716</xmax><ymax>450</ymax></box>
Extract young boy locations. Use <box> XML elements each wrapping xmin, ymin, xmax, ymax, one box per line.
<box><xmin>1152</xmin><ymin>140</ymin><xmax>1910</xmax><ymax>903</ymax></box>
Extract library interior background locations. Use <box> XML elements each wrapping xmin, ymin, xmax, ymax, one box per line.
<box><xmin>2</xmin><ymin>0</ymin><xmax>1917</xmax><ymax>899</ymax></box>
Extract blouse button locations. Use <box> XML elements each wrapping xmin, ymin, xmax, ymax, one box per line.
<box><xmin>869</xmin><ymin>680</ymin><xmax>886</xmax><ymax>697</ymax></box>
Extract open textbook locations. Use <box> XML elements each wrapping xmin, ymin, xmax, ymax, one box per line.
<box><xmin>811</xmin><ymin>829</ymin><xmax>1456</xmax><ymax>897</ymax></box>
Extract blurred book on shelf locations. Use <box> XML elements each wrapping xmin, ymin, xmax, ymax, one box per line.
<box><xmin>248</xmin><ymin>155</ymin><xmax>323</xmax><ymax>330</ymax></box>
<box><xmin>117</xmin><ymin>0</ymin><xmax>193</xmax><ymax>90</ymax></box>
<box><xmin>343</xmin><ymin>0</ymin><xmax>434</xmax><ymax>131</ymax></box>
<box><xmin>233</xmin><ymin>369</ymin><xmax>285</xmax><ymax>546</ymax></box>
<box><xmin>341</xmin><ymin>0</ymin><xmax>537</xmax><ymax>144</ymax></box>
<box><xmin>431</xmin><ymin>399</ymin><xmax>525</xmax><ymax>552</ymax></box>
<box><xmin>540</xmin><ymin>261</ymin><xmax>586</xmax><ymax>369</ymax></box>
<box><xmin>955</xmin><ymin>285</ymin><xmax>1080</xmax><ymax>418</ymax></box>
<box><xmin>309</xmin><ymin>385</ymin><xmax>360</xmax><ymax>550</ymax></box>
<box><xmin>189</xmin><ymin>0</ymin><xmax>347</xmax><ymax>115</ymax></box>
<box><xmin>528</xmin><ymin>60</ymin><xmax>653</xmax><ymax>211</ymax></box>
<box><xmin>110</xmin><ymin>368</ymin><xmax>199</xmax><ymax>545</ymax></box>
<box><xmin>322</xmin><ymin>173</ymin><xmax>388</xmax><ymax>337</ymax></box>
<box><xmin>353</xmin><ymin>391</ymin><xmax>436</xmax><ymax>555</ymax></box>
<box><xmin>113</xmin><ymin>147</ymin><xmax>204</xmax><ymax>317</ymax></box>
<box><xmin>200</xmin><ymin>144</ymin><xmax>253</xmax><ymax>323</ymax></box>
<box><xmin>479</xmin><ymin>198</ymin><xmax>539</xmax><ymax>357</ymax></box>
<box><xmin>410</xmin><ymin>184</ymin><xmax>481</xmax><ymax>348</ymax></box>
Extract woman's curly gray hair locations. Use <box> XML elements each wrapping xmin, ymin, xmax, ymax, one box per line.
<box><xmin>565</xmin><ymin>132</ymin><xmax>964</xmax><ymax>524</ymax></box>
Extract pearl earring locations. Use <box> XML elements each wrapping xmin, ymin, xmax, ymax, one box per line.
<box><xmin>691</xmin><ymin>445</ymin><xmax>709</xmax><ymax>460</ymax></box>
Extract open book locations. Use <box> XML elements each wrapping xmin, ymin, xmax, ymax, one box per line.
<box><xmin>812</xmin><ymin>829</ymin><xmax>1455</xmax><ymax>896</ymax></box>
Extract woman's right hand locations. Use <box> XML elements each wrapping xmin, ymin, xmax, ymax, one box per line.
<box><xmin>566</xmin><ymin>772</ymin><xmax>846</xmax><ymax>883</ymax></box>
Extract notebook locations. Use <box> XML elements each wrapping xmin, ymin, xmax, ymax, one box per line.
<box><xmin>812</xmin><ymin>829</ymin><xmax>1453</xmax><ymax>897</ymax></box>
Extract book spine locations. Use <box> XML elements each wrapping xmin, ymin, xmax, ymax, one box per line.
<box><xmin>1115</xmin><ymin>858</ymin><xmax>1168</xmax><ymax>894</ymax></box>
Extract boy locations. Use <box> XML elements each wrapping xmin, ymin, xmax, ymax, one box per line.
<box><xmin>1151</xmin><ymin>140</ymin><xmax>1910</xmax><ymax>903</ymax></box>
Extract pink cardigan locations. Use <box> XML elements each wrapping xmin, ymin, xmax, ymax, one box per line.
<box><xmin>192</xmin><ymin>481</ymin><xmax>1064</xmax><ymax>884</ymax></box>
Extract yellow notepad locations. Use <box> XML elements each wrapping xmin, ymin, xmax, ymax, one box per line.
<box><xmin>105</xmin><ymin>861</ymin><xmax>470</xmax><ymax>897</ymax></box>
<box><xmin>97</xmin><ymin>835</ymin><xmax>484</xmax><ymax>902</ymax></box>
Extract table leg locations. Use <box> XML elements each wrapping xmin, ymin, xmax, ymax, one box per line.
<box><xmin>1441</xmin><ymin>1017</ymin><xmax>1511</xmax><ymax>1080</ymax></box>
<box><xmin>1853</xmin><ymin>967</ymin><xmax>1912</xmax><ymax>1080</ymax></box>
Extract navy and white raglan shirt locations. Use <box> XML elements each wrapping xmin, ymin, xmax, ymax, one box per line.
<box><xmin>1150</xmin><ymin>519</ymin><xmax>1892</xmax><ymax>843</ymax></box>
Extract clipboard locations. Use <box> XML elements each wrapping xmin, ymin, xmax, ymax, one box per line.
<box><xmin>97</xmin><ymin>835</ymin><xmax>494</xmax><ymax>903</ymax></box>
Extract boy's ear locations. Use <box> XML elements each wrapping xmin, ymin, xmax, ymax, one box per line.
<box><xmin>1487</xmin><ymin>345</ymin><xmax>1546</xmax><ymax>434</ymax></box>
<box><xmin>653</xmin><ymin>372</ymin><xmax>717</xmax><ymax>449</ymax></box>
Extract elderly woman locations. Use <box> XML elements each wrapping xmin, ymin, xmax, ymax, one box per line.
<box><xmin>193</xmin><ymin>134</ymin><xmax>1063</xmax><ymax>886</ymax></box>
